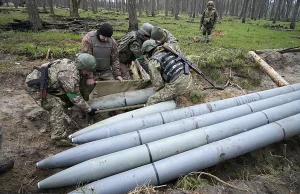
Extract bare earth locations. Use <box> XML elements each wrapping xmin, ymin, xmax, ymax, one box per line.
<box><xmin>0</xmin><ymin>51</ymin><xmax>299</xmax><ymax>194</ymax></box>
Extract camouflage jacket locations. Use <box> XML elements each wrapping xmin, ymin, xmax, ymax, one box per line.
<box><xmin>81</xmin><ymin>31</ymin><xmax>121</xmax><ymax>77</ymax></box>
<box><xmin>25</xmin><ymin>59</ymin><xmax>92</xmax><ymax>113</ymax></box>
<box><xmin>163</xmin><ymin>29</ymin><xmax>178</xmax><ymax>44</ymax></box>
<box><xmin>117</xmin><ymin>31</ymin><xmax>149</xmax><ymax>72</ymax></box>
<box><xmin>200</xmin><ymin>8</ymin><xmax>218</xmax><ymax>28</ymax></box>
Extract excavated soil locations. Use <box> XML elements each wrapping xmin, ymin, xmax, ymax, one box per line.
<box><xmin>0</xmin><ymin>51</ymin><xmax>300</xmax><ymax>194</ymax></box>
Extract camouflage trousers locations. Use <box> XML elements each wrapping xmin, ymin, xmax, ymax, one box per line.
<box><xmin>26</xmin><ymin>86</ymin><xmax>72</xmax><ymax>141</ymax></box>
<box><xmin>146</xmin><ymin>73</ymin><xmax>193</xmax><ymax>106</ymax></box>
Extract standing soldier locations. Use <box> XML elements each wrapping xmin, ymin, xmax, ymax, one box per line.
<box><xmin>25</xmin><ymin>53</ymin><xmax>97</xmax><ymax>146</ymax></box>
<box><xmin>150</xmin><ymin>26</ymin><xmax>180</xmax><ymax>52</ymax></box>
<box><xmin>117</xmin><ymin>23</ymin><xmax>153</xmax><ymax>76</ymax></box>
<box><xmin>200</xmin><ymin>1</ymin><xmax>218</xmax><ymax>43</ymax></box>
<box><xmin>81</xmin><ymin>23</ymin><xmax>123</xmax><ymax>99</ymax></box>
<box><xmin>141</xmin><ymin>40</ymin><xmax>193</xmax><ymax>105</ymax></box>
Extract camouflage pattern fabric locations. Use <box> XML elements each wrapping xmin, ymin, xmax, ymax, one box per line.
<box><xmin>146</xmin><ymin>53</ymin><xmax>193</xmax><ymax>105</ymax></box>
<box><xmin>25</xmin><ymin>59</ymin><xmax>92</xmax><ymax>141</ymax></box>
<box><xmin>161</xmin><ymin>29</ymin><xmax>181</xmax><ymax>53</ymax></box>
<box><xmin>200</xmin><ymin>8</ymin><xmax>218</xmax><ymax>29</ymax></box>
<box><xmin>118</xmin><ymin>31</ymin><xmax>149</xmax><ymax>73</ymax></box>
<box><xmin>81</xmin><ymin>32</ymin><xmax>122</xmax><ymax>77</ymax></box>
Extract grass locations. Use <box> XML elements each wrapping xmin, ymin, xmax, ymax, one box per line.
<box><xmin>1</xmin><ymin>7</ymin><xmax>299</xmax><ymax>58</ymax></box>
<box><xmin>176</xmin><ymin>173</ymin><xmax>210</xmax><ymax>191</ymax></box>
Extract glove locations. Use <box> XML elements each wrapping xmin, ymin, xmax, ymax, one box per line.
<box><xmin>88</xmin><ymin>109</ymin><xmax>97</xmax><ymax>117</ymax></box>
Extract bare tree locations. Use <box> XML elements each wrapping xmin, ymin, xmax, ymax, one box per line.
<box><xmin>48</xmin><ymin>0</ymin><xmax>55</xmax><ymax>15</ymax></box>
<box><xmin>128</xmin><ymin>0</ymin><xmax>138</xmax><ymax>31</ymax></box>
<box><xmin>91</xmin><ymin>0</ymin><xmax>97</xmax><ymax>14</ymax></box>
<box><xmin>138</xmin><ymin>0</ymin><xmax>143</xmax><ymax>16</ymax></box>
<box><xmin>70</xmin><ymin>0</ymin><xmax>81</xmax><ymax>18</ymax></box>
<box><xmin>242</xmin><ymin>0</ymin><xmax>250</xmax><ymax>23</ymax></box>
<box><xmin>165</xmin><ymin>0</ymin><xmax>169</xmax><ymax>16</ymax></box>
<box><xmin>273</xmin><ymin>0</ymin><xmax>282</xmax><ymax>23</ymax></box>
<box><xmin>151</xmin><ymin>0</ymin><xmax>155</xmax><ymax>16</ymax></box>
<box><xmin>174</xmin><ymin>0</ymin><xmax>180</xmax><ymax>19</ymax></box>
<box><xmin>26</xmin><ymin>0</ymin><xmax>43</xmax><ymax>30</ymax></box>
<box><xmin>251</xmin><ymin>0</ymin><xmax>257</xmax><ymax>19</ymax></box>
<box><xmin>290</xmin><ymin>0</ymin><xmax>300</xmax><ymax>29</ymax></box>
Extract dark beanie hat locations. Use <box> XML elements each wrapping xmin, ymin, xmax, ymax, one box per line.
<box><xmin>97</xmin><ymin>23</ymin><xmax>113</xmax><ymax>37</ymax></box>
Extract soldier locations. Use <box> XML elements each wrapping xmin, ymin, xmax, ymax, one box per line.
<box><xmin>81</xmin><ymin>23</ymin><xmax>123</xmax><ymax>99</ymax></box>
<box><xmin>25</xmin><ymin>53</ymin><xmax>97</xmax><ymax>146</ymax></box>
<box><xmin>141</xmin><ymin>40</ymin><xmax>193</xmax><ymax>105</ymax></box>
<box><xmin>200</xmin><ymin>1</ymin><xmax>218</xmax><ymax>43</ymax></box>
<box><xmin>150</xmin><ymin>26</ymin><xmax>180</xmax><ymax>52</ymax></box>
<box><xmin>117</xmin><ymin>23</ymin><xmax>154</xmax><ymax>76</ymax></box>
<box><xmin>0</xmin><ymin>124</ymin><xmax>14</xmax><ymax>174</ymax></box>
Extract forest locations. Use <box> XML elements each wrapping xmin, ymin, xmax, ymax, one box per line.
<box><xmin>0</xmin><ymin>0</ymin><xmax>300</xmax><ymax>194</ymax></box>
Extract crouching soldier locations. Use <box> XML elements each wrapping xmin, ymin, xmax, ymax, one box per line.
<box><xmin>25</xmin><ymin>53</ymin><xmax>97</xmax><ymax>146</ymax></box>
<box><xmin>141</xmin><ymin>40</ymin><xmax>193</xmax><ymax>105</ymax></box>
<box><xmin>117</xmin><ymin>23</ymin><xmax>154</xmax><ymax>76</ymax></box>
<box><xmin>150</xmin><ymin>26</ymin><xmax>180</xmax><ymax>53</ymax></box>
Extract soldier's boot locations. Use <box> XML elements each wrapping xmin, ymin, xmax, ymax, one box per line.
<box><xmin>207</xmin><ymin>35</ymin><xmax>212</xmax><ymax>43</ymax></box>
<box><xmin>0</xmin><ymin>157</ymin><xmax>14</xmax><ymax>174</ymax></box>
<box><xmin>200</xmin><ymin>35</ymin><xmax>206</xmax><ymax>43</ymax></box>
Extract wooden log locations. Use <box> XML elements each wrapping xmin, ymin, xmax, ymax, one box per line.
<box><xmin>255</xmin><ymin>46</ymin><xmax>300</xmax><ymax>54</ymax></box>
<box><xmin>248</xmin><ymin>51</ymin><xmax>289</xmax><ymax>87</ymax></box>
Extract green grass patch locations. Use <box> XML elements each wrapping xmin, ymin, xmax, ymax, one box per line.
<box><xmin>176</xmin><ymin>173</ymin><xmax>210</xmax><ymax>191</ymax></box>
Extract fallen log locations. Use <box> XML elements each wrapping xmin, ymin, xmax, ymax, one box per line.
<box><xmin>255</xmin><ymin>46</ymin><xmax>300</xmax><ymax>54</ymax></box>
<box><xmin>248</xmin><ymin>51</ymin><xmax>289</xmax><ymax>87</ymax></box>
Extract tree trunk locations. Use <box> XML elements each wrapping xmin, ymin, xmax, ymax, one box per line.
<box><xmin>48</xmin><ymin>0</ymin><xmax>55</xmax><ymax>14</ymax></box>
<box><xmin>26</xmin><ymin>0</ymin><xmax>43</xmax><ymax>30</ymax></box>
<box><xmin>70</xmin><ymin>0</ymin><xmax>81</xmax><ymax>18</ymax></box>
<box><xmin>192</xmin><ymin>0</ymin><xmax>197</xmax><ymax>18</ymax></box>
<box><xmin>128</xmin><ymin>0</ymin><xmax>138</xmax><ymax>31</ymax></box>
<box><xmin>273</xmin><ymin>0</ymin><xmax>282</xmax><ymax>23</ymax></box>
<box><xmin>151</xmin><ymin>0</ymin><xmax>155</xmax><ymax>16</ymax></box>
<box><xmin>174</xmin><ymin>0</ymin><xmax>180</xmax><ymax>19</ymax></box>
<box><xmin>138</xmin><ymin>0</ymin><xmax>143</xmax><ymax>16</ymax></box>
<box><xmin>251</xmin><ymin>0</ymin><xmax>257</xmax><ymax>19</ymax></box>
<box><xmin>165</xmin><ymin>0</ymin><xmax>169</xmax><ymax>16</ymax></box>
<box><xmin>290</xmin><ymin>0</ymin><xmax>300</xmax><ymax>29</ymax></box>
<box><xmin>285</xmin><ymin>0</ymin><xmax>292</xmax><ymax>20</ymax></box>
<box><xmin>242</xmin><ymin>0</ymin><xmax>250</xmax><ymax>23</ymax></box>
<box><xmin>42</xmin><ymin>0</ymin><xmax>47</xmax><ymax>12</ymax></box>
<box><xmin>91</xmin><ymin>0</ymin><xmax>97</xmax><ymax>14</ymax></box>
<box><xmin>248</xmin><ymin>51</ymin><xmax>289</xmax><ymax>87</ymax></box>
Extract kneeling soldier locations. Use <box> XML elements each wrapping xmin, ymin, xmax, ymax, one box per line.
<box><xmin>25</xmin><ymin>53</ymin><xmax>97</xmax><ymax>146</ymax></box>
<box><xmin>141</xmin><ymin>40</ymin><xmax>193</xmax><ymax>105</ymax></box>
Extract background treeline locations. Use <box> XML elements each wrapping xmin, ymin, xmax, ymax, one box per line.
<box><xmin>1</xmin><ymin>0</ymin><xmax>300</xmax><ymax>29</ymax></box>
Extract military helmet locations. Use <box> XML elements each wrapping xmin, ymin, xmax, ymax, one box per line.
<box><xmin>141</xmin><ymin>39</ymin><xmax>158</xmax><ymax>54</ymax></box>
<box><xmin>207</xmin><ymin>1</ymin><xmax>214</xmax><ymax>6</ymax></box>
<box><xmin>75</xmin><ymin>53</ymin><xmax>97</xmax><ymax>72</ymax></box>
<box><xmin>138</xmin><ymin>23</ymin><xmax>154</xmax><ymax>37</ymax></box>
<box><xmin>151</xmin><ymin>27</ymin><xmax>166</xmax><ymax>42</ymax></box>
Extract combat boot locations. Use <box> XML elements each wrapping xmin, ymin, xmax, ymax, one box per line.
<box><xmin>207</xmin><ymin>35</ymin><xmax>212</xmax><ymax>43</ymax></box>
<box><xmin>0</xmin><ymin>157</ymin><xmax>14</xmax><ymax>174</ymax></box>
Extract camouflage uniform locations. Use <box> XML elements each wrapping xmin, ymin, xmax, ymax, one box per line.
<box><xmin>81</xmin><ymin>30</ymin><xmax>122</xmax><ymax>100</ymax></box>
<box><xmin>200</xmin><ymin>6</ymin><xmax>218</xmax><ymax>42</ymax></box>
<box><xmin>118</xmin><ymin>31</ymin><xmax>149</xmax><ymax>75</ymax></box>
<box><xmin>25</xmin><ymin>59</ymin><xmax>92</xmax><ymax>142</ymax></box>
<box><xmin>146</xmin><ymin>47</ymin><xmax>193</xmax><ymax>105</ymax></box>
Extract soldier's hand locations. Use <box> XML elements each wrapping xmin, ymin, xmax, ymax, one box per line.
<box><xmin>86</xmin><ymin>78</ymin><xmax>95</xmax><ymax>86</ymax></box>
<box><xmin>116</xmin><ymin>76</ymin><xmax>124</xmax><ymax>82</ymax></box>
